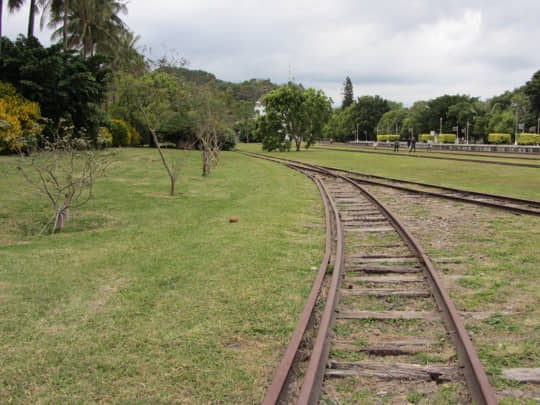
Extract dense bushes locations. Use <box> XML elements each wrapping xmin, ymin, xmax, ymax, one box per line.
<box><xmin>517</xmin><ymin>133</ymin><xmax>540</xmax><ymax>145</ymax></box>
<box><xmin>488</xmin><ymin>133</ymin><xmax>511</xmax><ymax>144</ymax></box>
<box><xmin>0</xmin><ymin>36</ymin><xmax>110</xmax><ymax>142</ymax></box>
<box><xmin>438</xmin><ymin>133</ymin><xmax>456</xmax><ymax>143</ymax></box>
<box><xmin>0</xmin><ymin>82</ymin><xmax>43</xmax><ymax>153</ymax></box>
<box><xmin>377</xmin><ymin>134</ymin><xmax>399</xmax><ymax>142</ymax></box>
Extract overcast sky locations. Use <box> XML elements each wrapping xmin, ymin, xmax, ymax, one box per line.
<box><xmin>3</xmin><ymin>0</ymin><xmax>540</xmax><ymax>106</ymax></box>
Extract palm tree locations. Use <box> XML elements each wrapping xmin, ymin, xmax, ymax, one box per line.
<box><xmin>6</xmin><ymin>0</ymin><xmax>40</xmax><ymax>38</ymax></box>
<box><xmin>48</xmin><ymin>0</ymin><xmax>127</xmax><ymax>58</ymax></box>
<box><xmin>1</xmin><ymin>0</ymin><xmax>4</xmax><ymax>54</ymax></box>
<box><xmin>40</xmin><ymin>0</ymin><xmax>67</xmax><ymax>48</ymax></box>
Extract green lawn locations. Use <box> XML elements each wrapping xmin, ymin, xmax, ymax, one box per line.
<box><xmin>0</xmin><ymin>148</ymin><xmax>324</xmax><ymax>403</ymax></box>
<box><xmin>239</xmin><ymin>143</ymin><xmax>540</xmax><ymax>201</ymax></box>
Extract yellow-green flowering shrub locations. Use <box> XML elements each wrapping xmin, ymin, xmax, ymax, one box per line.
<box><xmin>97</xmin><ymin>127</ymin><xmax>113</xmax><ymax>148</ymax></box>
<box><xmin>377</xmin><ymin>134</ymin><xmax>400</xmax><ymax>142</ymax></box>
<box><xmin>488</xmin><ymin>133</ymin><xmax>511</xmax><ymax>144</ymax></box>
<box><xmin>0</xmin><ymin>81</ymin><xmax>43</xmax><ymax>153</ymax></box>
<box><xmin>438</xmin><ymin>133</ymin><xmax>456</xmax><ymax>143</ymax></box>
<box><xmin>420</xmin><ymin>134</ymin><xmax>434</xmax><ymax>142</ymax></box>
<box><xmin>517</xmin><ymin>133</ymin><xmax>540</xmax><ymax>145</ymax></box>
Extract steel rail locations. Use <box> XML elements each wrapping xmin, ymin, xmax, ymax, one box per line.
<box><xmin>314</xmin><ymin>145</ymin><xmax>540</xmax><ymax>168</ymax></box>
<box><xmin>261</xmin><ymin>174</ymin><xmax>333</xmax><ymax>404</ymax></box>
<box><xmin>296</xmin><ymin>171</ymin><xmax>344</xmax><ymax>405</ymax></box>
<box><xmin>240</xmin><ymin>151</ymin><xmax>540</xmax><ymax>216</ymax></box>
<box><xmin>322</xmin><ymin>165</ymin><xmax>540</xmax><ymax>208</ymax></box>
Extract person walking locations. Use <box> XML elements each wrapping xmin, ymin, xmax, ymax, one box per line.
<box><xmin>410</xmin><ymin>136</ymin><xmax>416</xmax><ymax>152</ymax></box>
<box><xmin>427</xmin><ymin>139</ymin><xmax>433</xmax><ymax>152</ymax></box>
<box><xmin>393</xmin><ymin>139</ymin><xmax>400</xmax><ymax>152</ymax></box>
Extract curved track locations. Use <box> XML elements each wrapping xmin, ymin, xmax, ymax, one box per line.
<box><xmin>253</xmin><ymin>154</ymin><xmax>497</xmax><ymax>405</ymax></box>
<box><xmin>242</xmin><ymin>151</ymin><xmax>540</xmax><ymax>217</ymax></box>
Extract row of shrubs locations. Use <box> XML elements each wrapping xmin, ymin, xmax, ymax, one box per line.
<box><xmin>376</xmin><ymin>134</ymin><xmax>400</xmax><ymax>142</ymax></box>
<box><xmin>378</xmin><ymin>132</ymin><xmax>540</xmax><ymax>145</ymax></box>
<box><xmin>486</xmin><ymin>133</ymin><xmax>540</xmax><ymax>145</ymax></box>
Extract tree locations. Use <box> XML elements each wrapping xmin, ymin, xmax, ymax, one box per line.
<box><xmin>16</xmin><ymin>127</ymin><xmax>113</xmax><ymax>233</ymax></box>
<box><xmin>0</xmin><ymin>36</ymin><xmax>110</xmax><ymax>140</ymax></box>
<box><xmin>191</xmin><ymin>83</ymin><xmax>234</xmax><ymax>176</ymax></box>
<box><xmin>124</xmin><ymin>71</ymin><xmax>187</xmax><ymax>195</ymax></box>
<box><xmin>377</xmin><ymin>108</ymin><xmax>408</xmax><ymax>137</ymax></box>
<box><xmin>47</xmin><ymin>0</ymin><xmax>128</xmax><ymax>58</ymax></box>
<box><xmin>6</xmin><ymin>0</ymin><xmax>39</xmax><ymax>38</ymax></box>
<box><xmin>0</xmin><ymin>36</ymin><xmax>111</xmax><ymax>141</ymax></box>
<box><xmin>525</xmin><ymin>70</ymin><xmax>540</xmax><ymax>116</ymax></box>
<box><xmin>259</xmin><ymin>84</ymin><xmax>332</xmax><ymax>151</ymax></box>
<box><xmin>341</xmin><ymin>76</ymin><xmax>353</xmax><ymax>109</ymax></box>
<box><xmin>304</xmin><ymin>87</ymin><xmax>333</xmax><ymax>148</ymax></box>
<box><xmin>350</xmin><ymin>95</ymin><xmax>390</xmax><ymax>141</ymax></box>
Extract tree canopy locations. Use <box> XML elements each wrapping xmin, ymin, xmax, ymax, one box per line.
<box><xmin>256</xmin><ymin>84</ymin><xmax>332</xmax><ymax>152</ymax></box>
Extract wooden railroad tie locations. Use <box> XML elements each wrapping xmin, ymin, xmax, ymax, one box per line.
<box><xmin>340</xmin><ymin>288</ymin><xmax>431</xmax><ymax>297</ymax></box>
<box><xmin>336</xmin><ymin>310</ymin><xmax>440</xmax><ymax>321</ymax></box>
<box><xmin>348</xmin><ymin>264</ymin><xmax>422</xmax><ymax>274</ymax></box>
<box><xmin>326</xmin><ymin>361</ymin><xmax>459</xmax><ymax>382</ymax></box>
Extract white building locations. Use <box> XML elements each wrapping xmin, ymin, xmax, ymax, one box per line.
<box><xmin>254</xmin><ymin>100</ymin><xmax>265</xmax><ymax>116</ymax></box>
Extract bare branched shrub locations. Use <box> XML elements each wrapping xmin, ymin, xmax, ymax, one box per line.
<box><xmin>17</xmin><ymin>127</ymin><xmax>114</xmax><ymax>234</ymax></box>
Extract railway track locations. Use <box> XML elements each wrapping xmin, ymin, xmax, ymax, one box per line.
<box><xmin>241</xmin><ymin>151</ymin><xmax>540</xmax><ymax>217</ymax></box>
<box><xmin>253</xmin><ymin>155</ymin><xmax>498</xmax><ymax>404</ymax></box>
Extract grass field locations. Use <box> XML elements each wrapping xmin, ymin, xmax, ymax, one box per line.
<box><xmin>0</xmin><ymin>148</ymin><xmax>324</xmax><ymax>403</ymax></box>
<box><xmin>239</xmin><ymin>143</ymin><xmax>540</xmax><ymax>201</ymax></box>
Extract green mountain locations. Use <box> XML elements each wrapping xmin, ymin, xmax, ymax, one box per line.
<box><xmin>159</xmin><ymin>66</ymin><xmax>279</xmax><ymax>103</ymax></box>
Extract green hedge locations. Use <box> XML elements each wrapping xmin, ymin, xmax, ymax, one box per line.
<box><xmin>419</xmin><ymin>134</ymin><xmax>434</xmax><ymax>142</ymax></box>
<box><xmin>377</xmin><ymin>134</ymin><xmax>400</xmax><ymax>142</ymax></box>
<box><xmin>488</xmin><ymin>133</ymin><xmax>511</xmax><ymax>144</ymax></box>
<box><xmin>438</xmin><ymin>133</ymin><xmax>456</xmax><ymax>143</ymax></box>
<box><xmin>517</xmin><ymin>133</ymin><xmax>540</xmax><ymax>145</ymax></box>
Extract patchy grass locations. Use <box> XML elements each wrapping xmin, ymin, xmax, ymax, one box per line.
<box><xmin>0</xmin><ymin>149</ymin><xmax>324</xmax><ymax>403</ymax></box>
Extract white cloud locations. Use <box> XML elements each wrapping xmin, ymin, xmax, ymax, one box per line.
<box><xmin>3</xmin><ymin>1</ymin><xmax>540</xmax><ymax>106</ymax></box>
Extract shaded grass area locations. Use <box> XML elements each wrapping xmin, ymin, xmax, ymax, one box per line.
<box><xmin>0</xmin><ymin>149</ymin><xmax>324</xmax><ymax>403</ymax></box>
<box><xmin>239</xmin><ymin>143</ymin><xmax>540</xmax><ymax>200</ymax></box>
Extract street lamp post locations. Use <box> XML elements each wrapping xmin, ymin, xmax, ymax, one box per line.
<box><xmin>515</xmin><ymin>110</ymin><xmax>519</xmax><ymax>145</ymax></box>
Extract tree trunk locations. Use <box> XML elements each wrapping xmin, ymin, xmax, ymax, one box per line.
<box><xmin>27</xmin><ymin>0</ymin><xmax>36</xmax><ymax>38</ymax></box>
<box><xmin>63</xmin><ymin>0</ymin><xmax>68</xmax><ymax>50</ymax></box>
<box><xmin>0</xmin><ymin>0</ymin><xmax>3</xmax><ymax>55</ymax></box>
<box><xmin>53</xmin><ymin>207</ymin><xmax>68</xmax><ymax>233</ymax></box>
<box><xmin>295</xmin><ymin>136</ymin><xmax>301</xmax><ymax>151</ymax></box>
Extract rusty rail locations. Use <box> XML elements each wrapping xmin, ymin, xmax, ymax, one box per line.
<box><xmin>261</xmin><ymin>175</ymin><xmax>333</xmax><ymax>404</ymax></box>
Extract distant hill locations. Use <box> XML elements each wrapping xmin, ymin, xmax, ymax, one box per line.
<box><xmin>159</xmin><ymin>66</ymin><xmax>279</xmax><ymax>103</ymax></box>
